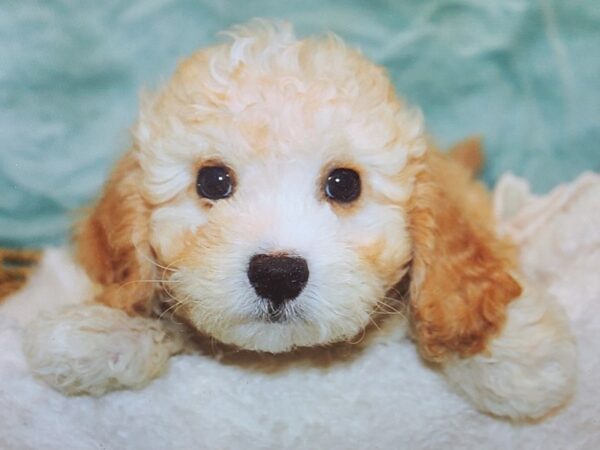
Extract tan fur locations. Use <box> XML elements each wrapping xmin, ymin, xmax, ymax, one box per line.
<box><xmin>448</xmin><ymin>136</ymin><xmax>484</xmax><ymax>177</ymax></box>
<box><xmin>62</xmin><ymin>22</ymin><xmax>574</xmax><ymax>418</ymax></box>
<box><xmin>0</xmin><ymin>248</ymin><xmax>40</xmax><ymax>300</ymax></box>
<box><xmin>74</xmin><ymin>29</ymin><xmax>520</xmax><ymax>364</ymax></box>
<box><xmin>75</xmin><ymin>152</ymin><xmax>156</xmax><ymax>315</ymax></box>
<box><xmin>408</xmin><ymin>149</ymin><xmax>522</xmax><ymax>361</ymax></box>
<box><xmin>76</xmin><ymin>137</ymin><xmax>521</xmax><ymax>363</ymax></box>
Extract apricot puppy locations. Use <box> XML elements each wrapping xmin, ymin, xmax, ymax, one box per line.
<box><xmin>24</xmin><ymin>21</ymin><xmax>576</xmax><ymax>419</ymax></box>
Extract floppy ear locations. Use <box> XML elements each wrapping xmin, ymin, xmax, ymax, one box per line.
<box><xmin>408</xmin><ymin>150</ymin><xmax>522</xmax><ymax>362</ymax></box>
<box><xmin>75</xmin><ymin>150</ymin><xmax>156</xmax><ymax>315</ymax></box>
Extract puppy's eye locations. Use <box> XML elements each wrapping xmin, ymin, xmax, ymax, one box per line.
<box><xmin>325</xmin><ymin>168</ymin><xmax>361</xmax><ymax>203</ymax></box>
<box><xmin>196</xmin><ymin>166</ymin><xmax>234</xmax><ymax>200</ymax></box>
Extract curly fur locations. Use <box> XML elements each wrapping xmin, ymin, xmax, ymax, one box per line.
<box><xmin>23</xmin><ymin>304</ymin><xmax>184</xmax><ymax>395</ymax></box>
<box><xmin>23</xmin><ymin>20</ymin><xmax>576</xmax><ymax>420</ymax></box>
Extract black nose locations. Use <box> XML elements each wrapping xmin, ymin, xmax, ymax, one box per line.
<box><xmin>247</xmin><ymin>254</ymin><xmax>309</xmax><ymax>308</ymax></box>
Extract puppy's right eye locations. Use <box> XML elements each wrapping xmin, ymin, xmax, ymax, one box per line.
<box><xmin>196</xmin><ymin>166</ymin><xmax>234</xmax><ymax>200</ymax></box>
<box><xmin>324</xmin><ymin>168</ymin><xmax>361</xmax><ymax>203</ymax></box>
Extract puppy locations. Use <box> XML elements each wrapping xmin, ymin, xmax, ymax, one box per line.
<box><xmin>24</xmin><ymin>20</ymin><xmax>576</xmax><ymax>420</ymax></box>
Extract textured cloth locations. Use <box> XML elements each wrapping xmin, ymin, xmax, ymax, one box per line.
<box><xmin>1</xmin><ymin>1</ymin><xmax>599</xmax><ymax>247</ymax></box>
<box><xmin>0</xmin><ymin>172</ymin><xmax>598</xmax><ymax>449</ymax></box>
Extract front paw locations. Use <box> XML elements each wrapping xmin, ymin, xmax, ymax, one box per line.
<box><xmin>23</xmin><ymin>303</ymin><xmax>184</xmax><ymax>396</ymax></box>
<box><xmin>443</xmin><ymin>282</ymin><xmax>577</xmax><ymax>420</ymax></box>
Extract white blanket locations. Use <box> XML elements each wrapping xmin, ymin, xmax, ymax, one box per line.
<box><xmin>1</xmin><ymin>173</ymin><xmax>599</xmax><ymax>450</ymax></box>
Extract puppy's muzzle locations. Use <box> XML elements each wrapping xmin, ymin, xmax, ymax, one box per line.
<box><xmin>247</xmin><ymin>254</ymin><xmax>309</xmax><ymax>311</ymax></box>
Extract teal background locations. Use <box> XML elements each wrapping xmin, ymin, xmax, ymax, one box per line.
<box><xmin>1</xmin><ymin>0</ymin><xmax>599</xmax><ymax>247</ymax></box>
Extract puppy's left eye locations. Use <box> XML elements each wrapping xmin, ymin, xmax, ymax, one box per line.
<box><xmin>196</xmin><ymin>166</ymin><xmax>234</xmax><ymax>200</ymax></box>
<box><xmin>325</xmin><ymin>168</ymin><xmax>361</xmax><ymax>203</ymax></box>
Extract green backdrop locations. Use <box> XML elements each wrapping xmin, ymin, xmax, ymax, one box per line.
<box><xmin>1</xmin><ymin>0</ymin><xmax>599</xmax><ymax>247</ymax></box>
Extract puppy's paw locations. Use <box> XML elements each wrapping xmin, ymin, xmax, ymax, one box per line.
<box><xmin>23</xmin><ymin>303</ymin><xmax>185</xmax><ymax>395</ymax></box>
<box><xmin>442</xmin><ymin>282</ymin><xmax>576</xmax><ymax>420</ymax></box>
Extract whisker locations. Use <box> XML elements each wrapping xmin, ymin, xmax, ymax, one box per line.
<box><xmin>347</xmin><ymin>326</ymin><xmax>367</xmax><ymax>345</ymax></box>
<box><xmin>133</xmin><ymin>243</ymin><xmax>177</xmax><ymax>273</ymax></box>
<box><xmin>387</xmin><ymin>286</ymin><xmax>411</xmax><ymax>302</ymax></box>
<box><xmin>368</xmin><ymin>315</ymin><xmax>383</xmax><ymax>332</ymax></box>
<box><xmin>160</xmin><ymin>282</ymin><xmax>187</xmax><ymax>305</ymax></box>
<box><xmin>373</xmin><ymin>310</ymin><xmax>407</xmax><ymax>317</ymax></box>
<box><xmin>158</xmin><ymin>292</ymin><xmax>192</xmax><ymax>321</ymax></box>
<box><xmin>119</xmin><ymin>279</ymin><xmax>181</xmax><ymax>287</ymax></box>
<box><xmin>160</xmin><ymin>256</ymin><xmax>198</xmax><ymax>281</ymax></box>
<box><xmin>131</xmin><ymin>241</ymin><xmax>197</xmax><ymax>282</ymax></box>
<box><xmin>375</xmin><ymin>301</ymin><xmax>405</xmax><ymax>314</ymax></box>
<box><xmin>372</xmin><ymin>296</ymin><xmax>408</xmax><ymax>319</ymax></box>
<box><xmin>168</xmin><ymin>301</ymin><xmax>190</xmax><ymax>320</ymax></box>
<box><xmin>113</xmin><ymin>277</ymin><xmax>181</xmax><ymax>300</ymax></box>
<box><xmin>374</xmin><ymin>308</ymin><xmax>406</xmax><ymax>317</ymax></box>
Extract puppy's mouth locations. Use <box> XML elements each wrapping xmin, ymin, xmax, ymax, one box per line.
<box><xmin>257</xmin><ymin>299</ymin><xmax>302</xmax><ymax>324</ymax></box>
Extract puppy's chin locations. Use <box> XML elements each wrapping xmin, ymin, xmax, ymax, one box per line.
<box><xmin>189</xmin><ymin>317</ymin><xmax>368</xmax><ymax>353</ymax></box>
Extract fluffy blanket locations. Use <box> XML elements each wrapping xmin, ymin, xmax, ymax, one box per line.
<box><xmin>1</xmin><ymin>172</ymin><xmax>598</xmax><ymax>449</ymax></box>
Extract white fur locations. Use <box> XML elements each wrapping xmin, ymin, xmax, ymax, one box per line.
<box><xmin>3</xmin><ymin>248</ymin><xmax>185</xmax><ymax>396</ymax></box>
<box><xmin>10</xmin><ymin>23</ymin><xmax>578</xmax><ymax>421</ymax></box>
<box><xmin>133</xmin><ymin>21</ymin><xmax>418</xmax><ymax>353</ymax></box>
<box><xmin>23</xmin><ymin>303</ymin><xmax>184</xmax><ymax>396</ymax></box>
<box><xmin>0</xmin><ymin>247</ymin><xmax>94</xmax><ymax>327</ymax></box>
<box><xmin>169</xmin><ymin>165</ymin><xmax>408</xmax><ymax>352</ymax></box>
<box><xmin>0</xmin><ymin>172</ymin><xmax>598</xmax><ymax>448</ymax></box>
<box><xmin>149</xmin><ymin>197</ymin><xmax>208</xmax><ymax>262</ymax></box>
<box><xmin>443</xmin><ymin>280</ymin><xmax>576</xmax><ymax>419</ymax></box>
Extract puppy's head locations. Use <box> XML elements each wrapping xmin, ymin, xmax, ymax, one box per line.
<box><xmin>77</xmin><ymin>21</ymin><xmax>519</xmax><ymax>357</ymax></box>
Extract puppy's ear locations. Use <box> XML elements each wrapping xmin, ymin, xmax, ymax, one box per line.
<box><xmin>408</xmin><ymin>151</ymin><xmax>522</xmax><ymax>362</ymax></box>
<box><xmin>447</xmin><ymin>136</ymin><xmax>483</xmax><ymax>177</ymax></box>
<box><xmin>75</xmin><ymin>151</ymin><xmax>156</xmax><ymax>315</ymax></box>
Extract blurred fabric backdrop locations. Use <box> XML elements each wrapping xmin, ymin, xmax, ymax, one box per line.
<box><xmin>1</xmin><ymin>0</ymin><xmax>599</xmax><ymax>247</ymax></box>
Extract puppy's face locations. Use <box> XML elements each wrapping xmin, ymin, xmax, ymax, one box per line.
<box><xmin>134</xmin><ymin>24</ymin><xmax>425</xmax><ymax>352</ymax></box>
